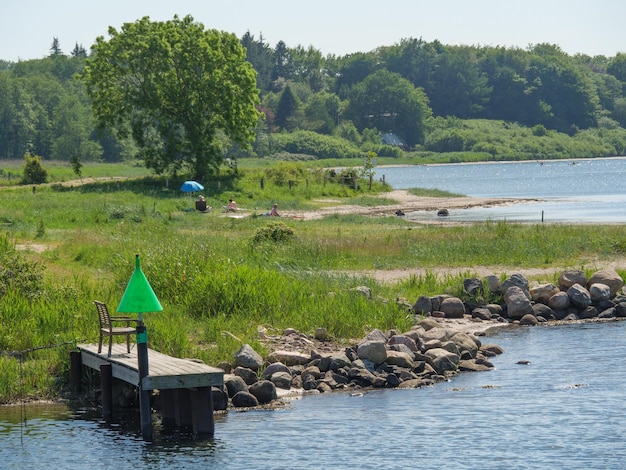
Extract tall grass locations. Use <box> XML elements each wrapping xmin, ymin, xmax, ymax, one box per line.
<box><xmin>2</xmin><ymin>168</ymin><xmax>626</xmax><ymax>402</ymax></box>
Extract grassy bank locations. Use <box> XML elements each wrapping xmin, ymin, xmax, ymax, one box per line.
<box><xmin>1</xmin><ymin>162</ymin><xmax>625</xmax><ymax>403</ymax></box>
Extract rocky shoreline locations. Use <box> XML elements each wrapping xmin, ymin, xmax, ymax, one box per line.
<box><xmin>203</xmin><ymin>267</ymin><xmax>625</xmax><ymax>410</ymax></box>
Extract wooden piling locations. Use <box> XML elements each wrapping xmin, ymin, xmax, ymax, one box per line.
<box><xmin>100</xmin><ymin>364</ymin><xmax>113</xmax><ymax>420</ymax></box>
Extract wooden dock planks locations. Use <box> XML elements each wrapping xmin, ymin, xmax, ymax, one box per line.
<box><xmin>77</xmin><ymin>343</ymin><xmax>224</xmax><ymax>390</ymax></box>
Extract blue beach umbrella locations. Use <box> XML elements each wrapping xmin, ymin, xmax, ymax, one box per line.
<box><xmin>180</xmin><ymin>180</ymin><xmax>204</xmax><ymax>193</ymax></box>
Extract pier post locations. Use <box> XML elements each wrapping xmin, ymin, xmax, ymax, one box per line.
<box><xmin>190</xmin><ymin>386</ymin><xmax>215</xmax><ymax>436</ymax></box>
<box><xmin>136</xmin><ymin>323</ymin><xmax>152</xmax><ymax>441</ymax></box>
<box><xmin>100</xmin><ymin>364</ymin><xmax>113</xmax><ymax>420</ymax></box>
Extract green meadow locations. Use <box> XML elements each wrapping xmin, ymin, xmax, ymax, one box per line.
<box><xmin>1</xmin><ymin>161</ymin><xmax>625</xmax><ymax>403</ymax></box>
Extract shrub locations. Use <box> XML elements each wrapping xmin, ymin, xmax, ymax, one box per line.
<box><xmin>252</xmin><ymin>223</ymin><xmax>295</xmax><ymax>243</ymax></box>
<box><xmin>21</xmin><ymin>153</ymin><xmax>48</xmax><ymax>185</ymax></box>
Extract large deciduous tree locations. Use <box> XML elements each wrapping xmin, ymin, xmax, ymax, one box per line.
<box><xmin>345</xmin><ymin>69</ymin><xmax>431</xmax><ymax>146</ymax></box>
<box><xmin>82</xmin><ymin>15</ymin><xmax>260</xmax><ymax>180</ymax></box>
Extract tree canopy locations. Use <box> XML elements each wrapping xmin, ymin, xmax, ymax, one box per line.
<box><xmin>81</xmin><ymin>15</ymin><xmax>260</xmax><ymax>179</ymax></box>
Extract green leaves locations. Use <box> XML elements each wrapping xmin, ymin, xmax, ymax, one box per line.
<box><xmin>82</xmin><ymin>15</ymin><xmax>260</xmax><ymax>180</ymax></box>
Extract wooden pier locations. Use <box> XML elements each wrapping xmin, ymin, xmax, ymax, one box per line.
<box><xmin>74</xmin><ymin>343</ymin><xmax>224</xmax><ymax>438</ymax></box>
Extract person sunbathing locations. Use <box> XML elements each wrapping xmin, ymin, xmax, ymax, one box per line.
<box><xmin>224</xmin><ymin>199</ymin><xmax>238</xmax><ymax>212</ymax></box>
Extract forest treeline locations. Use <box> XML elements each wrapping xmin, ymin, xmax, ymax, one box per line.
<box><xmin>1</xmin><ymin>34</ymin><xmax>626</xmax><ymax>166</ymax></box>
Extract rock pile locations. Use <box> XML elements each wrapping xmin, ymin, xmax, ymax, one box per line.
<box><xmin>209</xmin><ymin>268</ymin><xmax>625</xmax><ymax>410</ymax></box>
<box><xmin>427</xmin><ymin>268</ymin><xmax>626</xmax><ymax>326</ymax></box>
<box><xmin>211</xmin><ymin>320</ymin><xmax>504</xmax><ymax>410</ymax></box>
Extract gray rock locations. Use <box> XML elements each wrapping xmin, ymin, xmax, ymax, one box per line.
<box><xmin>231</xmin><ymin>391</ymin><xmax>259</xmax><ymax>408</ymax></box>
<box><xmin>450</xmin><ymin>332</ymin><xmax>480</xmax><ymax>358</ymax></box>
<box><xmin>484</xmin><ymin>275</ymin><xmax>501</xmax><ymax>293</ymax></box>
<box><xmin>234</xmin><ymin>344</ymin><xmax>264</xmax><ymax>371</ymax></box>
<box><xmin>587</xmin><ymin>269</ymin><xmax>624</xmax><ymax>296</ymax></box>
<box><xmin>472</xmin><ymin>307</ymin><xmax>492</xmax><ymax>320</ymax></box>
<box><xmin>413</xmin><ymin>295</ymin><xmax>433</xmax><ymax>315</ymax></box>
<box><xmin>504</xmin><ymin>286</ymin><xmax>534</xmax><ymax>320</ymax></box>
<box><xmin>329</xmin><ymin>353</ymin><xmax>352</xmax><ymax>371</ymax></box>
<box><xmin>357</xmin><ymin>336</ymin><xmax>387</xmax><ymax>365</ymax></box>
<box><xmin>212</xmin><ymin>387</ymin><xmax>228</xmax><ymax>411</ymax></box>
<box><xmin>567</xmin><ymin>283</ymin><xmax>592</xmax><ymax>309</ymax></box>
<box><xmin>464</xmin><ymin>277</ymin><xmax>483</xmax><ymax>296</ymax></box>
<box><xmin>548</xmin><ymin>291</ymin><xmax>570</xmax><ymax>310</ymax></box>
<box><xmin>530</xmin><ymin>283</ymin><xmax>560</xmax><ymax>304</ymax></box>
<box><xmin>500</xmin><ymin>273</ymin><xmax>529</xmax><ymax>295</ymax></box>
<box><xmin>388</xmin><ymin>334</ymin><xmax>418</xmax><ymax>352</ymax></box>
<box><xmin>589</xmin><ymin>283</ymin><xmax>612</xmax><ymax>303</ymax></box>
<box><xmin>248</xmin><ymin>380</ymin><xmax>277</xmax><ymax>404</ymax></box>
<box><xmin>351</xmin><ymin>285</ymin><xmax>372</xmax><ymax>298</ymax></box>
<box><xmin>267</xmin><ymin>350</ymin><xmax>311</xmax><ymax>366</ymax></box>
<box><xmin>559</xmin><ymin>270</ymin><xmax>586</xmax><ymax>291</ymax></box>
<box><xmin>385</xmin><ymin>350</ymin><xmax>415</xmax><ymax>369</ymax></box>
<box><xmin>519</xmin><ymin>314</ymin><xmax>539</xmax><ymax>326</ymax></box>
<box><xmin>578</xmin><ymin>306</ymin><xmax>598</xmax><ymax>319</ymax></box>
<box><xmin>261</xmin><ymin>362</ymin><xmax>291</xmax><ymax>380</ymax></box>
<box><xmin>423</xmin><ymin>348</ymin><xmax>459</xmax><ymax>374</ymax></box>
<box><xmin>533</xmin><ymin>303</ymin><xmax>556</xmax><ymax>320</ymax></box>
<box><xmin>224</xmin><ymin>374</ymin><xmax>248</xmax><ymax>398</ymax></box>
<box><xmin>270</xmin><ymin>371</ymin><xmax>292</xmax><ymax>390</ymax></box>
<box><xmin>234</xmin><ymin>366</ymin><xmax>258</xmax><ymax>385</ymax></box>
<box><xmin>440</xmin><ymin>297</ymin><xmax>466</xmax><ymax>318</ymax></box>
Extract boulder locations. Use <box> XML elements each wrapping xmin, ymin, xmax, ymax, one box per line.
<box><xmin>233</xmin><ymin>344</ymin><xmax>264</xmax><ymax>371</ymax></box>
<box><xmin>413</xmin><ymin>296</ymin><xmax>433</xmax><ymax>315</ymax></box>
<box><xmin>270</xmin><ymin>371</ymin><xmax>292</xmax><ymax>390</ymax></box>
<box><xmin>504</xmin><ymin>286</ymin><xmax>534</xmax><ymax>320</ymax></box>
<box><xmin>519</xmin><ymin>314</ymin><xmax>539</xmax><ymax>326</ymax></box>
<box><xmin>423</xmin><ymin>348</ymin><xmax>459</xmax><ymax>375</ymax></box>
<box><xmin>451</xmin><ymin>332</ymin><xmax>480</xmax><ymax>358</ymax></box>
<box><xmin>500</xmin><ymin>273</ymin><xmax>529</xmax><ymax>295</ymax></box>
<box><xmin>261</xmin><ymin>362</ymin><xmax>291</xmax><ymax>380</ymax></box>
<box><xmin>567</xmin><ymin>283</ymin><xmax>592</xmax><ymax>309</ymax></box>
<box><xmin>267</xmin><ymin>350</ymin><xmax>311</xmax><ymax>366</ymax></box>
<box><xmin>234</xmin><ymin>366</ymin><xmax>258</xmax><ymax>385</ymax></box>
<box><xmin>248</xmin><ymin>380</ymin><xmax>278</xmax><ymax>404</ymax></box>
<box><xmin>385</xmin><ymin>350</ymin><xmax>415</xmax><ymax>369</ymax></box>
<box><xmin>357</xmin><ymin>337</ymin><xmax>387</xmax><ymax>365</ymax></box>
<box><xmin>558</xmin><ymin>270</ymin><xmax>586</xmax><ymax>291</ymax></box>
<box><xmin>483</xmin><ymin>275</ymin><xmax>501</xmax><ymax>293</ymax></box>
<box><xmin>548</xmin><ymin>291</ymin><xmax>570</xmax><ymax>310</ymax></box>
<box><xmin>589</xmin><ymin>283</ymin><xmax>612</xmax><ymax>303</ymax></box>
<box><xmin>530</xmin><ymin>283</ymin><xmax>560</xmax><ymax>304</ymax></box>
<box><xmin>224</xmin><ymin>374</ymin><xmax>248</xmax><ymax>398</ymax></box>
<box><xmin>388</xmin><ymin>334</ymin><xmax>418</xmax><ymax>352</ymax></box>
<box><xmin>533</xmin><ymin>303</ymin><xmax>556</xmax><ymax>320</ymax></box>
<box><xmin>212</xmin><ymin>387</ymin><xmax>229</xmax><ymax>411</ymax></box>
<box><xmin>463</xmin><ymin>277</ymin><xmax>483</xmax><ymax>296</ymax></box>
<box><xmin>440</xmin><ymin>297</ymin><xmax>466</xmax><ymax>318</ymax></box>
<box><xmin>587</xmin><ymin>269</ymin><xmax>623</xmax><ymax>296</ymax></box>
<box><xmin>231</xmin><ymin>391</ymin><xmax>259</xmax><ymax>408</ymax></box>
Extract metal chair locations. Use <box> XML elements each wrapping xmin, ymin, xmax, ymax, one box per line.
<box><xmin>94</xmin><ymin>300</ymin><xmax>137</xmax><ymax>357</ymax></box>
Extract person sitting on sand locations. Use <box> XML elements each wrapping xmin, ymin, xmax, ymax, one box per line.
<box><xmin>195</xmin><ymin>195</ymin><xmax>211</xmax><ymax>212</ymax></box>
<box><xmin>224</xmin><ymin>198</ymin><xmax>238</xmax><ymax>212</ymax></box>
<box><xmin>270</xmin><ymin>204</ymin><xmax>280</xmax><ymax>217</ymax></box>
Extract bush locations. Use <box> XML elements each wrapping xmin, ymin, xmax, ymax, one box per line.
<box><xmin>272</xmin><ymin>130</ymin><xmax>362</xmax><ymax>159</ymax></box>
<box><xmin>252</xmin><ymin>223</ymin><xmax>295</xmax><ymax>243</ymax></box>
<box><xmin>21</xmin><ymin>153</ymin><xmax>48</xmax><ymax>185</ymax></box>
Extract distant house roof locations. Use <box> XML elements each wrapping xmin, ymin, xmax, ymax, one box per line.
<box><xmin>381</xmin><ymin>132</ymin><xmax>405</xmax><ymax>147</ymax></box>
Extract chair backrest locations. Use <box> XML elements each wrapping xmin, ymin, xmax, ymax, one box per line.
<box><xmin>196</xmin><ymin>200</ymin><xmax>207</xmax><ymax>211</ymax></box>
<box><xmin>94</xmin><ymin>300</ymin><xmax>112</xmax><ymax>329</ymax></box>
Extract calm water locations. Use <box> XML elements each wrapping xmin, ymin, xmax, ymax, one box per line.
<box><xmin>2</xmin><ymin>321</ymin><xmax>626</xmax><ymax>469</ymax></box>
<box><xmin>378</xmin><ymin>156</ymin><xmax>626</xmax><ymax>223</ymax></box>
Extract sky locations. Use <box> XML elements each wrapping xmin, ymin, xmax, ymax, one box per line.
<box><xmin>1</xmin><ymin>0</ymin><xmax>625</xmax><ymax>62</ymax></box>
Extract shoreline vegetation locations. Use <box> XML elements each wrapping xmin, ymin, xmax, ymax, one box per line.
<box><xmin>1</xmin><ymin>160</ymin><xmax>626</xmax><ymax>408</ymax></box>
